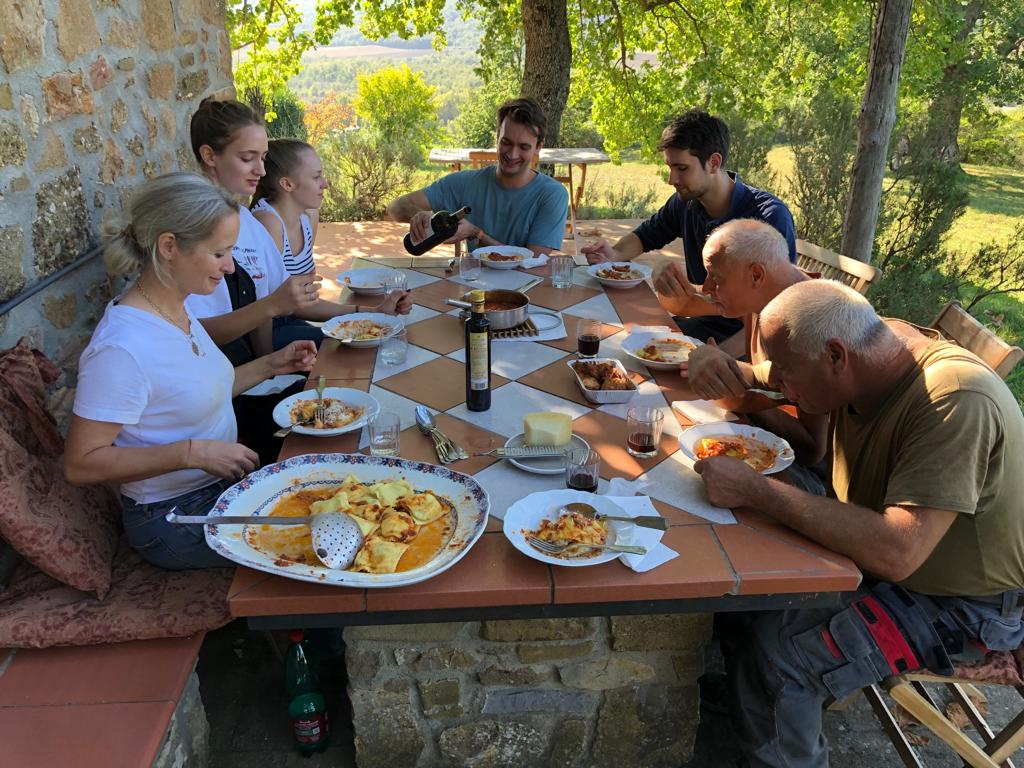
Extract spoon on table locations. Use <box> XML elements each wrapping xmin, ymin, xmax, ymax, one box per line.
<box><xmin>165</xmin><ymin>508</ymin><xmax>365</xmax><ymax>569</ymax></box>
<box><xmin>559</xmin><ymin>501</ymin><xmax>668</xmax><ymax>531</ymax></box>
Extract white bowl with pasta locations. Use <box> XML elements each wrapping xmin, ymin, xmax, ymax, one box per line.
<box><xmin>322</xmin><ymin>312</ymin><xmax>404</xmax><ymax>348</ymax></box>
<box><xmin>678</xmin><ymin>422</ymin><xmax>795</xmax><ymax>475</ymax></box>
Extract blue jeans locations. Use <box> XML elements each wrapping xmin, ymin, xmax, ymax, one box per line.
<box><xmin>273</xmin><ymin>315</ymin><xmax>323</xmax><ymax>350</ymax></box>
<box><xmin>122</xmin><ymin>480</ymin><xmax>234</xmax><ymax>570</ymax></box>
<box><xmin>725</xmin><ymin>585</ymin><xmax>1024</xmax><ymax>767</ymax></box>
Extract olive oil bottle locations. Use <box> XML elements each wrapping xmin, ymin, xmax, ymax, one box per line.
<box><xmin>465</xmin><ymin>289</ymin><xmax>491</xmax><ymax>411</ymax></box>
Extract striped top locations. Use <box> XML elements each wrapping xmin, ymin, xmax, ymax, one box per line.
<box><xmin>251</xmin><ymin>198</ymin><xmax>316</xmax><ymax>275</ymax></box>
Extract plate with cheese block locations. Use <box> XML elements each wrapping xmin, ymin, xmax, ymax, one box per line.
<box><xmin>502</xmin><ymin>412</ymin><xmax>589</xmax><ymax>475</ymax></box>
<box><xmin>586</xmin><ymin>261</ymin><xmax>653</xmax><ymax>289</ymax></box>
<box><xmin>621</xmin><ymin>331</ymin><xmax>703</xmax><ymax>370</ymax></box>
<box><xmin>678</xmin><ymin>422</ymin><xmax>795</xmax><ymax>475</ymax></box>
<box><xmin>203</xmin><ymin>453</ymin><xmax>489</xmax><ymax>588</ymax></box>
<box><xmin>503</xmin><ymin>489</ymin><xmax>634</xmax><ymax>566</ymax></box>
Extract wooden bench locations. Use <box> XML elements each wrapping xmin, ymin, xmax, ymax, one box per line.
<box><xmin>930</xmin><ymin>300</ymin><xmax>1023</xmax><ymax>379</ymax></box>
<box><xmin>796</xmin><ymin>239</ymin><xmax>881</xmax><ymax>294</ymax></box>
<box><xmin>0</xmin><ymin>633</ymin><xmax>207</xmax><ymax>766</ymax></box>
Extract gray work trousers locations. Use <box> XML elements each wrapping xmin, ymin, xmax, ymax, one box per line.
<box><xmin>724</xmin><ymin>584</ymin><xmax>1024</xmax><ymax>767</ymax></box>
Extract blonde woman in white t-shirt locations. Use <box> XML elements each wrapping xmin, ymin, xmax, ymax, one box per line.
<box><xmin>186</xmin><ymin>99</ymin><xmax>411</xmax><ymax>354</ymax></box>
<box><xmin>65</xmin><ymin>173</ymin><xmax>318</xmax><ymax>570</ymax></box>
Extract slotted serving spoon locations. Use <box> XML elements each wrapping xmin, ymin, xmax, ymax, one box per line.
<box><xmin>165</xmin><ymin>508</ymin><xmax>365</xmax><ymax>569</ymax></box>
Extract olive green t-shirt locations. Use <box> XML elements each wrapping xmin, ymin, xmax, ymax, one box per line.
<box><xmin>832</xmin><ymin>341</ymin><xmax>1024</xmax><ymax>596</ymax></box>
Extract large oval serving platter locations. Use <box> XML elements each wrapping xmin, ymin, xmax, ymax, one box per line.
<box><xmin>204</xmin><ymin>453</ymin><xmax>489</xmax><ymax>588</ymax></box>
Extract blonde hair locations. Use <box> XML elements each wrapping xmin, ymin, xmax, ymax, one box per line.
<box><xmin>760</xmin><ymin>280</ymin><xmax>886</xmax><ymax>359</ymax></box>
<box><xmin>705</xmin><ymin>218</ymin><xmax>788</xmax><ymax>269</ymax></box>
<box><xmin>103</xmin><ymin>172</ymin><xmax>238</xmax><ymax>281</ymax></box>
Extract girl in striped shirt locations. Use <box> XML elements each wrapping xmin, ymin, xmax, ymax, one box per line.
<box><xmin>251</xmin><ymin>139</ymin><xmax>325</xmax><ymax>275</ymax></box>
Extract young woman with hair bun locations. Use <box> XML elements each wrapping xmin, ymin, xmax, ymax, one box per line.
<box><xmin>187</xmin><ymin>98</ymin><xmax>410</xmax><ymax>352</ymax></box>
<box><xmin>64</xmin><ymin>172</ymin><xmax>318</xmax><ymax>570</ymax></box>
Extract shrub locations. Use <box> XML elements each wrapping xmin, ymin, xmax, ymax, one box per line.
<box><xmin>244</xmin><ymin>86</ymin><xmax>307</xmax><ymax>140</ymax></box>
<box><xmin>353</xmin><ymin>65</ymin><xmax>440</xmax><ymax>166</ymax></box>
<box><xmin>317</xmin><ymin>129</ymin><xmax>415</xmax><ymax>222</ymax></box>
<box><xmin>576</xmin><ymin>183</ymin><xmax>659</xmax><ymax>220</ymax></box>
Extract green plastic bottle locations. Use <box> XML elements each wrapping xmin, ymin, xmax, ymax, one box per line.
<box><xmin>285</xmin><ymin>630</ymin><xmax>330</xmax><ymax>754</ymax></box>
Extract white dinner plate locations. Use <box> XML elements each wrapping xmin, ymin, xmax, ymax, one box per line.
<box><xmin>337</xmin><ymin>268</ymin><xmax>395</xmax><ymax>296</ymax></box>
<box><xmin>322</xmin><ymin>313</ymin><xmax>404</xmax><ymax>348</ymax></box>
<box><xmin>620</xmin><ymin>331</ymin><xmax>703</xmax><ymax>370</ymax></box>
<box><xmin>503</xmin><ymin>489</ymin><xmax>633</xmax><ymax>567</ymax></box>
<box><xmin>272</xmin><ymin>387</ymin><xmax>380</xmax><ymax>437</ymax></box>
<box><xmin>502</xmin><ymin>432</ymin><xmax>590</xmax><ymax>475</ymax></box>
<box><xmin>473</xmin><ymin>245</ymin><xmax>533</xmax><ymax>270</ymax></box>
<box><xmin>678</xmin><ymin>422</ymin><xmax>796</xmax><ymax>475</ymax></box>
<box><xmin>586</xmin><ymin>262</ymin><xmax>653</xmax><ymax>289</ymax></box>
<box><xmin>204</xmin><ymin>453</ymin><xmax>490</xmax><ymax>587</ymax></box>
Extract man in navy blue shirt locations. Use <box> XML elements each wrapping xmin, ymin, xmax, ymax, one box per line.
<box><xmin>584</xmin><ymin>109</ymin><xmax>797</xmax><ymax>343</ymax></box>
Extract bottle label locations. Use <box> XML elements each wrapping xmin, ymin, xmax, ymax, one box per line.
<box><xmin>468</xmin><ymin>332</ymin><xmax>489</xmax><ymax>390</ymax></box>
<box><xmin>293</xmin><ymin>711</ymin><xmax>329</xmax><ymax>745</ymax></box>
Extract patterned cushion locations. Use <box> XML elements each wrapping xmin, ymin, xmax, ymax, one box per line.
<box><xmin>0</xmin><ymin>537</ymin><xmax>232</xmax><ymax>648</ymax></box>
<box><xmin>0</xmin><ymin>340</ymin><xmax>121</xmax><ymax>598</ymax></box>
<box><xmin>953</xmin><ymin>648</ymin><xmax>1024</xmax><ymax>687</ymax></box>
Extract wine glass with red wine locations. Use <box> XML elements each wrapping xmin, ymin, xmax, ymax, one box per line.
<box><xmin>564</xmin><ymin>448</ymin><xmax>601</xmax><ymax>492</ymax></box>
<box><xmin>576</xmin><ymin>318</ymin><xmax>601</xmax><ymax>358</ymax></box>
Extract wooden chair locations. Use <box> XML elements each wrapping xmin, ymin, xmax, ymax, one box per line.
<box><xmin>930</xmin><ymin>300</ymin><xmax>1023</xmax><ymax>380</ymax></box>
<box><xmin>863</xmin><ymin>666</ymin><xmax>1024</xmax><ymax>767</ymax></box>
<box><xmin>796</xmin><ymin>239</ymin><xmax>882</xmax><ymax>295</ymax></box>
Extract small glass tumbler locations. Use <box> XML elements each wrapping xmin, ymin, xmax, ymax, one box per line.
<box><xmin>576</xmin><ymin>318</ymin><xmax>602</xmax><ymax>358</ymax></box>
<box><xmin>550</xmin><ymin>256</ymin><xmax>574</xmax><ymax>289</ymax></box>
<box><xmin>368</xmin><ymin>411</ymin><xmax>401</xmax><ymax>457</ymax></box>
<box><xmin>460</xmin><ymin>253</ymin><xmax>481</xmax><ymax>282</ymax></box>
<box><xmin>626</xmin><ymin>407</ymin><xmax>664</xmax><ymax>458</ymax></box>
<box><xmin>564</xmin><ymin>448</ymin><xmax>601</xmax><ymax>492</ymax></box>
<box><xmin>380</xmin><ymin>326</ymin><xmax>408</xmax><ymax>366</ymax></box>
<box><xmin>384</xmin><ymin>270</ymin><xmax>408</xmax><ymax>295</ymax></box>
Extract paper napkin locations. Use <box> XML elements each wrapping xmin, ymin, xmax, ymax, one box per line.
<box><xmin>519</xmin><ymin>253</ymin><xmax>549</xmax><ymax>269</ymax></box>
<box><xmin>605</xmin><ymin>477</ymin><xmax>679</xmax><ymax>573</ymax></box>
<box><xmin>672</xmin><ymin>399</ymin><xmax>739</xmax><ymax>425</ymax></box>
<box><xmin>241</xmin><ymin>374</ymin><xmax>305</xmax><ymax>397</ymax></box>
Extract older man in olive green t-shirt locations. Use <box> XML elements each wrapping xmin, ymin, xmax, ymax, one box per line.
<box><xmin>693</xmin><ymin>280</ymin><xmax>1024</xmax><ymax>768</ymax></box>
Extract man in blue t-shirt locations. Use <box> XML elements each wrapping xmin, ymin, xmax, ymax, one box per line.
<box><xmin>386</xmin><ymin>98</ymin><xmax>569</xmax><ymax>256</ymax></box>
<box><xmin>584</xmin><ymin>109</ymin><xmax>797</xmax><ymax>343</ymax></box>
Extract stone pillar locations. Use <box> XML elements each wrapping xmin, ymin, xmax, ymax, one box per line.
<box><xmin>344</xmin><ymin>613</ymin><xmax>712</xmax><ymax>768</ymax></box>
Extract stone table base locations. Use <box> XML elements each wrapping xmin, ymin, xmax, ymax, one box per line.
<box><xmin>344</xmin><ymin>613</ymin><xmax>712</xmax><ymax>768</ymax></box>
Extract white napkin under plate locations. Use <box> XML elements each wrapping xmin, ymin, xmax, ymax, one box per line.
<box><xmin>605</xmin><ymin>477</ymin><xmax>679</xmax><ymax>572</ymax></box>
<box><xmin>629</xmin><ymin>325</ymin><xmax>675</xmax><ymax>334</ymax></box>
<box><xmin>672</xmin><ymin>399</ymin><xmax>739</xmax><ymax>425</ymax></box>
<box><xmin>241</xmin><ymin>374</ymin><xmax>305</xmax><ymax>397</ymax></box>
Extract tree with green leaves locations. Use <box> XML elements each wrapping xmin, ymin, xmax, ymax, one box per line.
<box><xmin>352</xmin><ymin>65</ymin><xmax>441</xmax><ymax>163</ymax></box>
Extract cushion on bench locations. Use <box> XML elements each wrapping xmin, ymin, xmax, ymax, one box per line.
<box><xmin>951</xmin><ymin>646</ymin><xmax>1024</xmax><ymax>687</ymax></box>
<box><xmin>0</xmin><ymin>536</ymin><xmax>232</xmax><ymax>648</ymax></box>
<box><xmin>0</xmin><ymin>339</ymin><xmax>120</xmax><ymax>598</ymax></box>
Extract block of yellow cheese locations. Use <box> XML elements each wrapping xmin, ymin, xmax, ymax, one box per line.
<box><xmin>523</xmin><ymin>412</ymin><xmax>572</xmax><ymax>446</ymax></box>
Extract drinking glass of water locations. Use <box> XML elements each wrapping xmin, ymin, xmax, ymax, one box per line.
<box><xmin>460</xmin><ymin>253</ymin><xmax>482</xmax><ymax>282</ymax></box>
<box><xmin>380</xmin><ymin>326</ymin><xmax>408</xmax><ymax>366</ymax></box>
<box><xmin>550</xmin><ymin>256</ymin><xmax>574</xmax><ymax>289</ymax></box>
<box><xmin>385</xmin><ymin>270</ymin><xmax>408</xmax><ymax>295</ymax></box>
<box><xmin>368</xmin><ymin>411</ymin><xmax>401</xmax><ymax>456</ymax></box>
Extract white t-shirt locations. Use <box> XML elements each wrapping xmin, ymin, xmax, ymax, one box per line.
<box><xmin>74</xmin><ymin>302</ymin><xmax>237</xmax><ymax>504</ymax></box>
<box><xmin>186</xmin><ymin>205</ymin><xmax>288</xmax><ymax>318</ymax></box>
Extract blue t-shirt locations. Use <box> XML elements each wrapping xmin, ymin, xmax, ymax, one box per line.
<box><xmin>633</xmin><ymin>172</ymin><xmax>797</xmax><ymax>285</ymax></box>
<box><xmin>423</xmin><ymin>166</ymin><xmax>568</xmax><ymax>250</ymax></box>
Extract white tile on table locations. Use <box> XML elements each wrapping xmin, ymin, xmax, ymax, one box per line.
<box><xmin>447</xmin><ymin>340</ymin><xmax>567</xmax><ymax>380</ymax></box>
<box><xmin>357</xmin><ymin>385</ymin><xmax>441</xmax><ymax>450</ymax></box>
<box><xmin>403</xmin><ymin>304</ymin><xmax>441</xmax><ymax>326</ymax></box>
<box><xmin>565</xmin><ymin>292</ymin><xmax>622</xmax><ymax>326</ymax></box>
<box><xmin>371</xmin><ymin>344</ymin><xmax>439</xmax><ymax>382</ymax></box>
<box><xmin>638</xmin><ymin>450</ymin><xmax>737</xmax><ymax>525</ymax></box>
<box><xmin>399</xmin><ymin>268</ymin><xmax>441</xmax><ymax>289</ymax></box>
<box><xmin>573</xmin><ymin>267</ymin><xmax>602</xmax><ymax>290</ymax></box>
<box><xmin>447</xmin><ymin>269</ymin><xmax>538</xmax><ymax>291</ymax></box>
<box><xmin>446</xmin><ymin>381</ymin><xmax>590</xmax><ymax>438</ymax></box>
<box><xmin>596</xmin><ymin>380</ymin><xmax>684</xmax><ymax>438</ymax></box>
<box><xmin>469</xmin><ymin>463</ymin><xmax>611</xmax><ymax>521</ymax></box>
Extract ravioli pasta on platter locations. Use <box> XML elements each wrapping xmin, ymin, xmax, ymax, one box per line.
<box><xmin>245</xmin><ymin>473</ymin><xmax>456</xmax><ymax>574</ymax></box>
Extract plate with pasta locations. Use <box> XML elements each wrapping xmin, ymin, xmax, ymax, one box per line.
<box><xmin>272</xmin><ymin>387</ymin><xmax>380</xmax><ymax>436</ymax></box>
<box><xmin>203</xmin><ymin>453</ymin><xmax>489</xmax><ymax>587</ymax></box>
<box><xmin>322</xmin><ymin>313</ymin><xmax>404</xmax><ymax>347</ymax></box>
<box><xmin>679</xmin><ymin>423</ymin><xmax>795</xmax><ymax>475</ymax></box>
<box><xmin>621</xmin><ymin>331</ymin><xmax>703</xmax><ymax>369</ymax></box>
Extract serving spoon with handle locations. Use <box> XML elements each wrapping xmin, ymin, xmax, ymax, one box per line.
<box><xmin>560</xmin><ymin>501</ymin><xmax>669</xmax><ymax>531</ymax></box>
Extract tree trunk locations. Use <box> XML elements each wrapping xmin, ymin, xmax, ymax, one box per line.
<box><xmin>840</xmin><ymin>0</ymin><xmax>913</xmax><ymax>264</ymax></box>
<box><xmin>923</xmin><ymin>0</ymin><xmax>985</xmax><ymax>164</ymax></box>
<box><xmin>520</xmin><ymin>0</ymin><xmax>572</xmax><ymax>145</ymax></box>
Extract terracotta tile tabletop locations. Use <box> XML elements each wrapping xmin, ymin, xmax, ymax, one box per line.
<box><xmin>227</xmin><ymin>263</ymin><xmax>861</xmax><ymax>623</ymax></box>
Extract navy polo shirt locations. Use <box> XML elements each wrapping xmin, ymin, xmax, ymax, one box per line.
<box><xmin>633</xmin><ymin>172</ymin><xmax>797</xmax><ymax>285</ymax></box>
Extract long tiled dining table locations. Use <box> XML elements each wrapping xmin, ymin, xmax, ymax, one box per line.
<box><xmin>226</xmin><ymin>254</ymin><xmax>861</xmax><ymax>629</ymax></box>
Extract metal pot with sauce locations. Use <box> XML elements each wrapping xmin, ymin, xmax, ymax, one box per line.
<box><xmin>443</xmin><ymin>277</ymin><xmax>544</xmax><ymax>330</ymax></box>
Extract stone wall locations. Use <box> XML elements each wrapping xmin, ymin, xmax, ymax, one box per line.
<box><xmin>0</xmin><ymin>0</ymin><xmax>234</xmax><ymax>412</ymax></box>
<box><xmin>344</xmin><ymin>614</ymin><xmax>713</xmax><ymax>768</ymax></box>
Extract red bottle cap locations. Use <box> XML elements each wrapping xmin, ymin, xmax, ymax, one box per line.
<box><xmin>289</xmin><ymin>630</ymin><xmax>304</xmax><ymax>643</ymax></box>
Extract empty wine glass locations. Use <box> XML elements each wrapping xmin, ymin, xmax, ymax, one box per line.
<box><xmin>385</xmin><ymin>270</ymin><xmax>408</xmax><ymax>296</ymax></box>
